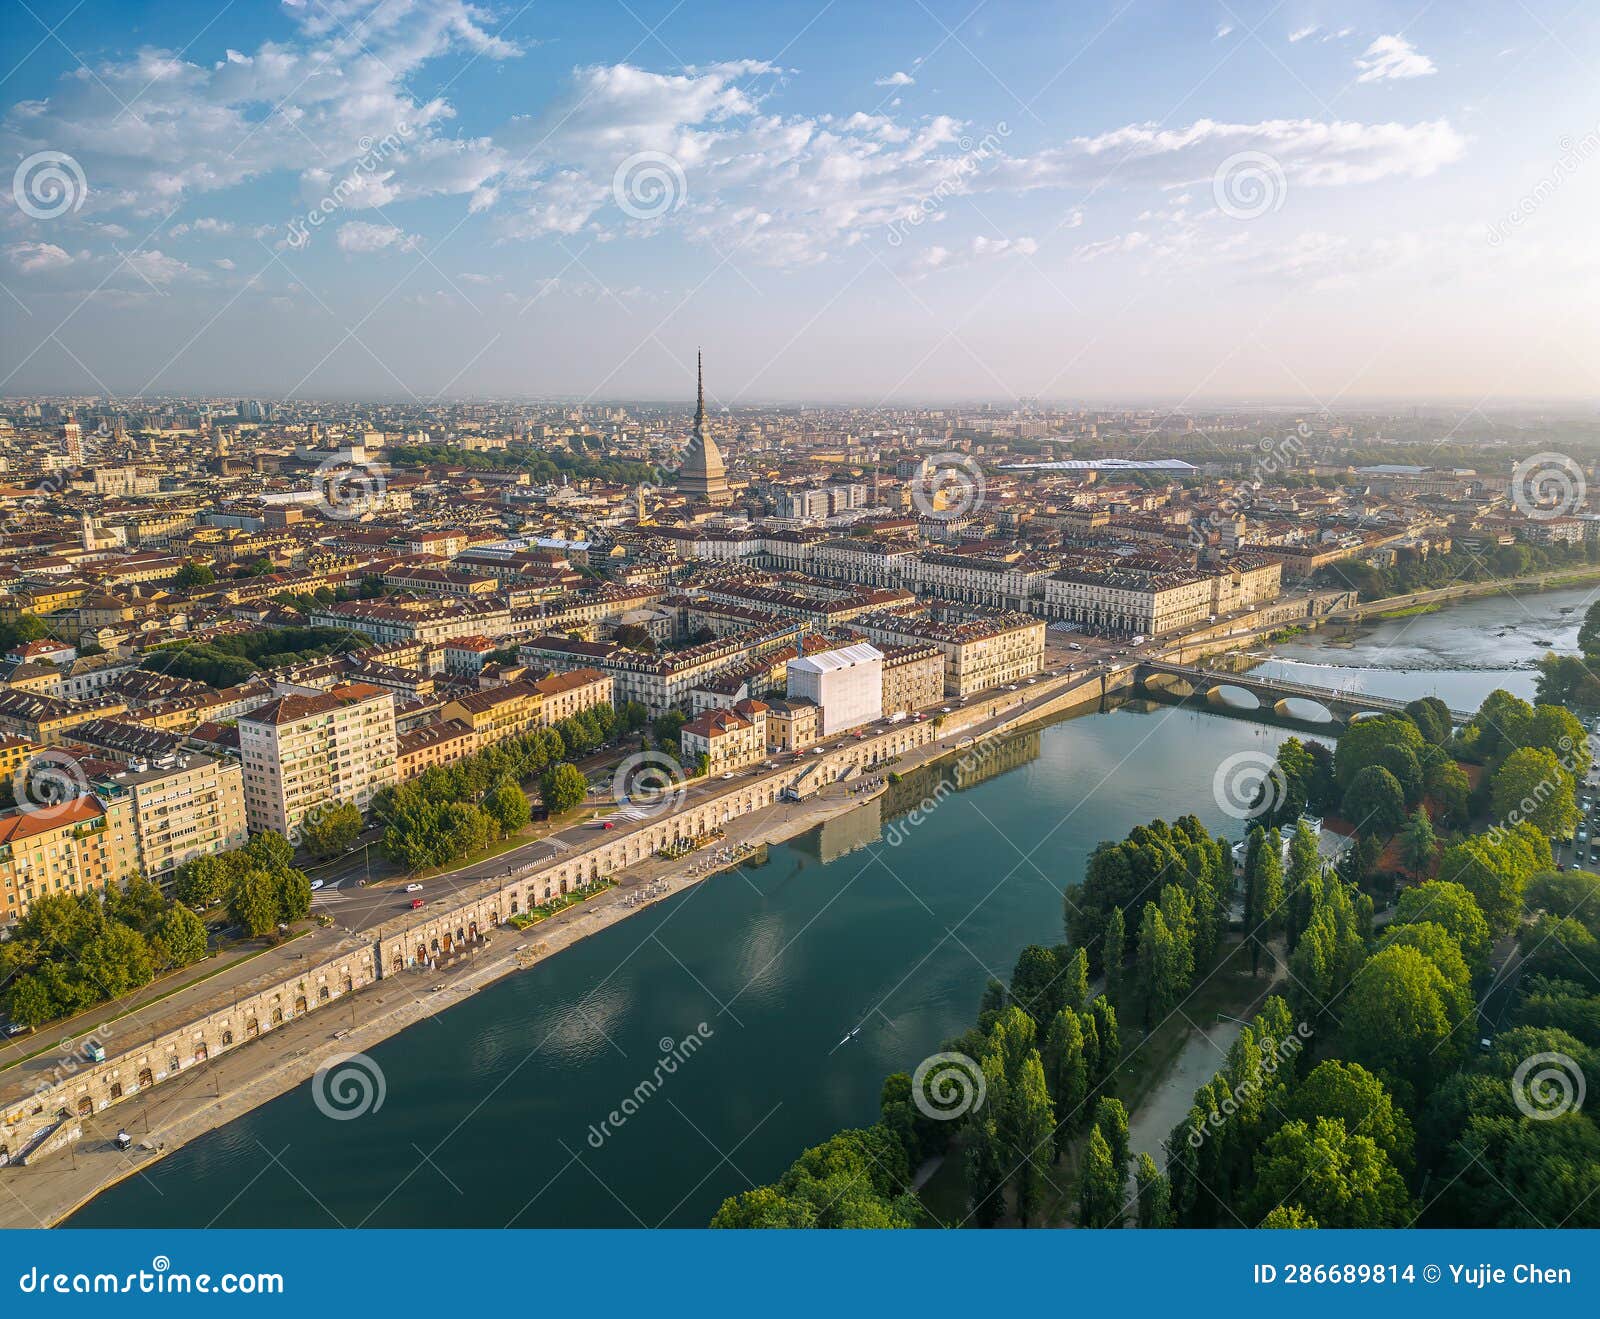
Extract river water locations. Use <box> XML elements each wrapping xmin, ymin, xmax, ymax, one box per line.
<box><xmin>68</xmin><ymin>586</ymin><xmax>1569</xmax><ymax>1228</ymax></box>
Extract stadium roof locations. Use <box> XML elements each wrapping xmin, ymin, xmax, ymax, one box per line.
<box><xmin>1000</xmin><ymin>458</ymin><xmax>1197</xmax><ymax>472</ymax></box>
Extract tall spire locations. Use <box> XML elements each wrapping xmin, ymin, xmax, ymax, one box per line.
<box><xmin>694</xmin><ymin>347</ymin><xmax>705</xmax><ymax>436</ymax></box>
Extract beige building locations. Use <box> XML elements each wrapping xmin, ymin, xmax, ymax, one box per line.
<box><xmin>441</xmin><ymin>681</ymin><xmax>545</xmax><ymax>750</ymax></box>
<box><xmin>91</xmin><ymin>753</ymin><xmax>248</xmax><ymax>883</ymax></box>
<box><xmin>764</xmin><ymin>698</ymin><xmax>819</xmax><ymax>753</ymax></box>
<box><xmin>0</xmin><ymin>794</ymin><xmax>139</xmax><ymax>927</ymax></box>
<box><xmin>879</xmin><ymin>644</ymin><xmax>945</xmax><ymax>714</ymax></box>
<box><xmin>681</xmin><ymin>699</ymin><xmax>768</xmax><ymax>774</ymax></box>
<box><xmin>851</xmin><ymin>611</ymin><xmax>1044</xmax><ymax>698</ymax></box>
<box><xmin>531</xmin><ymin>667</ymin><xmax>614</xmax><ymax>726</ymax></box>
<box><xmin>238</xmin><ymin>685</ymin><xmax>398</xmax><ymax>838</ymax></box>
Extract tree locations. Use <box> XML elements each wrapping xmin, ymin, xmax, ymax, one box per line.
<box><xmin>1490</xmin><ymin>746</ymin><xmax>1578</xmax><ymax>840</ymax></box>
<box><xmin>1339</xmin><ymin>945</ymin><xmax>1463</xmax><ymax>1103</ymax></box>
<box><xmin>1283</xmin><ymin>1060</ymin><xmax>1416</xmax><ymax>1174</ymax></box>
<box><xmin>1244</xmin><ymin>826</ymin><xmax>1284</xmax><ymax>976</ymax></box>
<box><xmin>1394</xmin><ymin>880</ymin><xmax>1492</xmax><ymax>976</ymax></box>
<box><xmin>174</xmin><ymin>561</ymin><xmax>216</xmax><ymax>591</ymax></box>
<box><xmin>175</xmin><ymin>854</ymin><xmax>229</xmax><ymax>909</ymax></box>
<box><xmin>1399</xmin><ymin>806</ymin><xmax>1438</xmax><ymax>880</ymax></box>
<box><xmin>1102</xmin><ymin>905</ymin><xmax>1126</xmax><ymax>1005</ymax></box>
<box><xmin>149</xmin><ymin>904</ymin><xmax>209</xmax><ymax>969</ymax></box>
<box><xmin>298</xmin><ymin>800</ymin><xmax>362</xmax><ymax>858</ymax></box>
<box><xmin>1094</xmin><ymin>1095</ymin><xmax>1130</xmax><ymax>1179</ymax></box>
<box><xmin>1251</xmin><ymin>1117</ymin><xmax>1413</xmax><ymax>1227</ymax></box>
<box><xmin>1137</xmin><ymin>903</ymin><xmax>1177</xmax><ymax>1026</ymax></box>
<box><xmin>1405</xmin><ymin>696</ymin><xmax>1452</xmax><ymax>746</ymax></box>
<box><xmin>1077</xmin><ymin>1126</ymin><xmax>1123</xmax><ymax>1228</ymax></box>
<box><xmin>1135</xmin><ymin>1152</ymin><xmax>1172</xmax><ymax>1228</ymax></box>
<box><xmin>1041</xmin><ymin>1007</ymin><xmax>1088</xmax><ymax>1146</ymax></box>
<box><xmin>540</xmin><ymin>763</ymin><xmax>588</xmax><ymax>815</ymax></box>
<box><xmin>1440</xmin><ymin>836</ymin><xmax>1528</xmax><ymax>939</ymax></box>
<box><xmin>1335</xmin><ymin>715</ymin><xmax>1424</xmax><ymax>791</ymax></box>
<box><xmin>1425</xmin><ymin>756</ymin><xmax>1470</xmax><ymax>827</ymax></box>
<box><xmin>1341</xmin><ymin>765</ymin><xmax>1407</xmax><ymax>834</ymax></box>
<box><xmin>1259</xmin><ymin>1205</ymin><xmax>1319</xmax><ymax>1228</ymax></box>
<box><xmin>483</xmin><ymin>777</ymin><xmax>531</xmax><ymax>836</ymax></box>
<box><xmin>75</xmin><ymin>923</ymin><xmax>155</xmax><ymax>1001</ymax></box>
<box><xmin>1012</xmin><ymin>1052</ymin><xmax>1056</xmax><ymax>1227</ymax></box>
<box><xmin>652</xmin><ymin>709</ymin><xmax>687</xmax><ymax>752</ymax></box>
<box><xmin>1009</xmin><ymin>944</ymin><xmax>1066</xmax><ymax>1032</ymax></box>
<box><xmin>1465</xmin><ymin>689</ymin><xmax>1534</xmax><ymax>762</ymax></box>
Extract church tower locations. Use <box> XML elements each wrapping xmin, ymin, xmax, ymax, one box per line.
<box><xmin>677</xmin><ymin>350</ymin><xmax>729</xmax><ymax>505</ymax></box>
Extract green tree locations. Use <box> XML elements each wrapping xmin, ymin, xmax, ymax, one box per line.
<box><xmin>228</xmin><ymin>867</ymin><xmax>283</xmax><ymax>938</ymax></box>
<box><xmin>1490</xmin><ymin>746</ymin><xmax>1578</xmax><ymax>839</ymax></box>
<box><xmin>1244</xmin><ymin>826</ymin><xmax>1285</xmax><ymax>975</ymax></box>
<box><xmin>1102</xmin><ymin>905</ymin><xmax>1126</xmax><ymax>1005</ymax></box>
<box><xmin>1012</xmin><ymin>1052</ymin><xmax>1057</xmax><ymax>1227</ymax></box>
<box><xmin>1283</xmin><ymin>1060</ymin><xmax>1416</xmax><ymax>1174</ymax></box>
<box><xmin>75</xmin><ymin>923</ymin><xmax>155</xmax><ymax>1000</ymax></box>
<box><xmin>174</xmin><ymin>561</ymin><xmax>216</xmax><ymax>590</ymax></box>
<box><xmin>1041</xmin><ymin>1006</ymin><xmax>1088</xmax><ymax>1146</ymax></box>
<box><xmin>175</xmin><ymin>853</ymin><xmax>230</xmax><ymax>908</ymax></box>
<box><xmin>1078</xmin><ymin>1126</ymin><xmax>1124</xmax><ymax>1228</ymax></box>
<box><xmin>1341</xmin><ymin>765</ymin><xmax>1407</xmax><ymax>834</ymax></box>
<box><xmin>1094</xmin><ymin>1095</ymin><xmax>1130</xmax><ymax>1179</ymax></box>
<box><xmin>1135</xmin><ymin>1152</ymin><xmax>1172</xmax><ymax>1228</ymax></box>
<box><xmin>1339</xmin><ymin>945</ymin><xmax>1463</xmax><ymax>1103</ymax></box>
<box><xmin>1399</xmin><ymin>805</ymin><xmax>1438</xmax><ymax>880</ymax></box>
<box><xmin>1335</xmin><ymin>715</ymin><xmax>1425</xmax><ymax>791</ymax></box>
<box><xmin>1393</xmin><ymin>879</ymin><xmax>1492</xmax><ymax>977</ymax></box>
<box><xmin>483</xmin><ymin>777</ymin><xmax>531</xmax><ymax>836</ymax></box>
<box><xmin>1405</xmin><ymin>696</ymin><xmax>1452</xmax><ymax>746</ymax></box>
<box><xmin>148</xmin><ymin>904</ymin><xmax>209</xmax><ymax>969</ymax></box>
<box><xmin>298</xmin><ymin>801</ymin><xmax>362</xmax><ymax>858</ymax></box>
<box><xmin>1251</xmin><ymin>1117</ymin><xmax>1413</xmax><ymax>1227</ymax></box>
<box><xmin>540</xmin><ymin>763</ymin><xmax>589</xmax><ymax>814</ymax></box>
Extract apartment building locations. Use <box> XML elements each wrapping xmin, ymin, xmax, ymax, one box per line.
<box><xmin>0</xmin><ymin>689</ymin><xmax>130</xmax><ymax>745</ymax></box>
<box><xmin>850</xmin><ymin>611</ymin><xmax>1044</xmax><ymax>698</ymax></box>
<box><xmin>0</xmin><ymin>794</ymin><xmax>139</xmax><ymax>927</ymax></box>
<box><xmin>680</xmin><ymin>699</ymin><xmax>768</xmax><ymax>774</ymax></box>
<box><xmin>396</xmin><ymin>719</ymin><xmax>477</xmax><ymax>780</ymax></box>
<box><xmin>763</xmin><ymin>697</ymin><xmax>819</xmax><ymax>752</ymax></box>
<box><xmin>531</xmin><ymin>667</ymin><xmax>614</xmax><ymax>725</ymax></box>
<box><xmin>91</xmin><ymin>752</ymin><xmax>248</xmax><ymax>882</ymax></box>
<box><xmin>440</xmin><ymin>682</ymin><xmax>545</xmax><ymax>750</ymax></box>
<box><xmin>237</xmin><ymin>685</ymin><xmax>398</xmax><ymax>837</ymax></box>
<box><xmin>308</xmin><ymin>597</ymin><xmax>512</xmax><ymax>645</ymax></box>
<box><xmin>1043</xmin><ymin>567</ymin><xmax>1214</xmax><ymax>634</ymax></box>
<box><xmin>879</xmin><ymin>644</ymin><xmax>946</xmax><ymax>715</ymax></box>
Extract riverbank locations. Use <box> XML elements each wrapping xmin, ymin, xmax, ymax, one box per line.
<box><xmin>10</xmin><ymin>675</ymin><xmax>1095</xmax><ymax>1229</ymax></box>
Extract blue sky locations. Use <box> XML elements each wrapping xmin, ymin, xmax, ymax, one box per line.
<box><xmin>1</xmin><ymin>0</ymin><xmax>1596</xmax><ymax>404</ymax></box>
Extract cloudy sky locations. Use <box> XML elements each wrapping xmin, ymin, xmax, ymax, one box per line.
<box><xmin>1</xmin><ymin>0</ymin><xmax>1596</xmax><ymax>404</ymax></box>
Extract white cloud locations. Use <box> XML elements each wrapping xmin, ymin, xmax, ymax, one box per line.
<box><xmin>123</xmin><ymin>249</ymin><xmax>191</xmax><ymax>284</ymax></box>
<box><xmin>1215</xmin><ymin>23</ymin><xmax>1234</xmax><ymax>39</ymax></box>
<box><xmin>1074</xmin><ymin>231</ymin><xmax>1149</xmax><ymax>262</ymax></box>
<box><xmin>214</xmin><ymin>257</ymin><xmax>235</xmax><ymax>270</ymax></box>
<box><xmin>335</xmin><ymin>221</ymin><xmax>415</xmax><ymax>253</ymax></box>
<box><xmin>875</xmin><ymin>71</ymin><xmax>915</xmax><ymax>86</ymax></box>
<box><xmin>909</xmin><ymin>234</ymin><xmax>1038</xmax><ymax>276</ymax></box>
<box><xmin>1355</xmin><ymin>35</ymin><xmax>1437</xmax><ymax>82</ymax></box>
<box><xmin>1289</xmin><ymin>25</ymin><xmax>1319</xmax><ymax>42</ymax></box>
<box><xmin>6</xmin><ymin>241</ymin><xmax>73</xmax><ymax>273</ymax></box>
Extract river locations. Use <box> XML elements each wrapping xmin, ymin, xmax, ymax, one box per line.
<box><xmin>68</xmin><ymin>586</ymin><xmax>1565</xmax><ymax>1228</ymax></box>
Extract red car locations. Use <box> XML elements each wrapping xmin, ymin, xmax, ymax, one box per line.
<box><xmin>410</xmin><ymin>898</ymin><xmax>426</xmax><ymax>910</ymax></box>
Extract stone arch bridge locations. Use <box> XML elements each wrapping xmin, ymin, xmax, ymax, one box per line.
<box><xmin>1135</xmin><ymin>660</ymin><xmax>1472</xmax><ymax>728</ymax></box>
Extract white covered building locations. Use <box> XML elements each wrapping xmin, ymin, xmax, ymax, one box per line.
<box><xmin>786</xmin><ymin>643</ymin><xmax>884</xmax><ymax>736</ymax></box>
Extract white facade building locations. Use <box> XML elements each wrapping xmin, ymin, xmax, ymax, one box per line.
<box><xmin>786</xmin><ymin>643</ymin><xmax>884</xmax><ymax>735</ymax></box>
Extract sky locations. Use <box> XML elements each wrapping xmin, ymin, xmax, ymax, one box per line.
<box><xmin>1</xmin><ymin>0</ymin><xmax>1597</xmax><ymax>406</ymax></box>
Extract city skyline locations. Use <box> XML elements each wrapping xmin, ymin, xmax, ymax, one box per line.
<box><xmin>1</xmin><ymin>0</ymin><xmax>1596</xmax><ymax>404</ymax></box>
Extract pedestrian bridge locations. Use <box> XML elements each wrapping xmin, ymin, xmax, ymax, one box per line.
<box><xmin>1134</xmin><ymin>661</ymin><xmax>1472</xmax><ymax>728</ymax></box>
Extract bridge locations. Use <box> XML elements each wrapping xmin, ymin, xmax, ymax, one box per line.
<box><xmin>1134</xmin><ymin>660</ymin><xmax>1472</xmax><ymax>728</ymax></box>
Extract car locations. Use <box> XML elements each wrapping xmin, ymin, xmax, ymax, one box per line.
<box><xmin>410</xmin><ymin>898</ymin><xmax>426</xmax><ymax>910</ymax></box>
<box><xmin>309</xmin><ymin>879</ymin><xmax>324</xmax><ymax>891</ymax></box>
<box><xmin>721</xmin><ymin>772</ymin><xmax>734</xmax><ymax>779</ymax></box>
<box><xmin>1580</xmin><ymin>830</ymin><xmax>1589</xmax><ymax>844</ymax></box>
<box><xmin>941</xmin><ymin>706</ymin><xmax>952</xmax><ymax>714</ymax></box>
<box><xmin>405</xmin><ymin>882</ymin><xmax>424</xmax><ymax>893</ymax></box>
<box><xmin>1479</xmin><ymin>1036</ymin><xmax>1493</xmax><ymax>1053</ymax></box>
<box><xmin>3</xmin><ymin>1022</ymin><xmax>32</xmax><ymax>1037</ymax></box>
<box><xmin>1067</xmin><ymin>642</ymin><xmax>1083</xmax><ymax>651</ymax></box>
